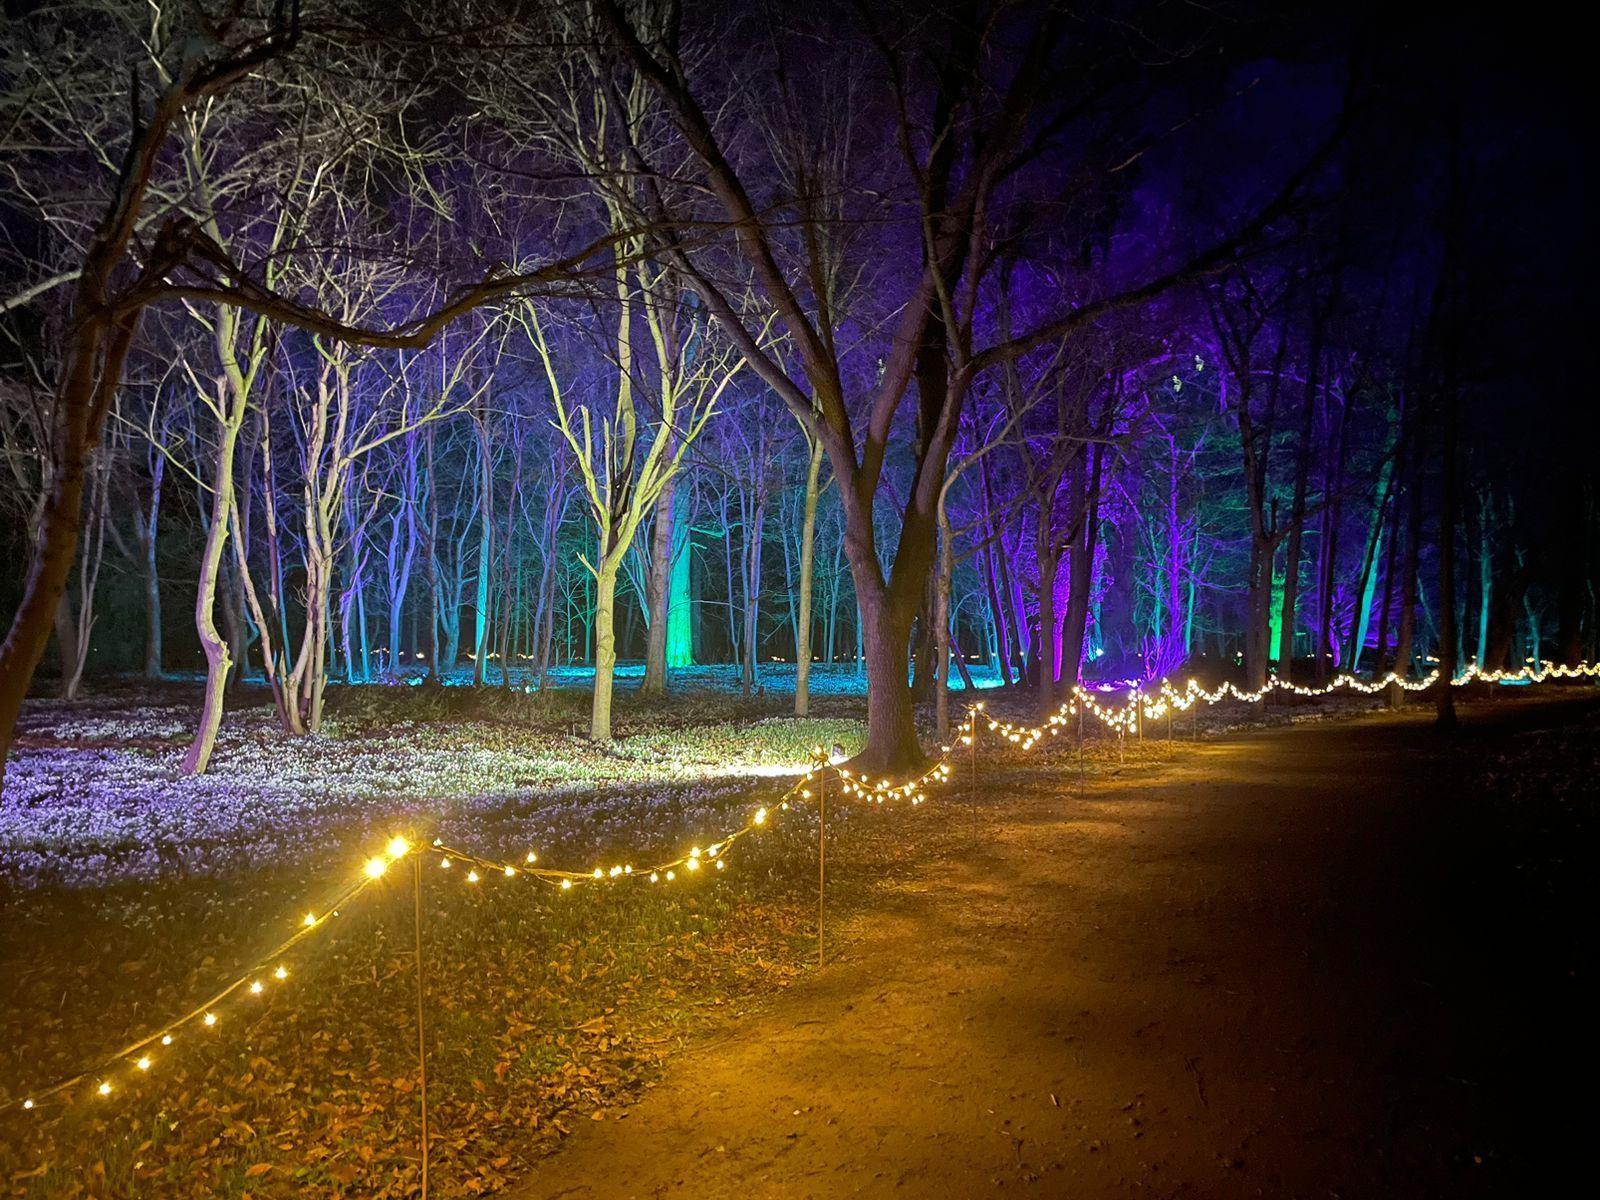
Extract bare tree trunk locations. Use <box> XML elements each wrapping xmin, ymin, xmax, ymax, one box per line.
<box><xmin>790</xmin><ymin>437</ymin><xmax>824</xmax><ymax>714</ymax></box>
<box><xmin>52</xmin><ymin>596</ymin><xmax>80</xmax><ymax>701</ymax></box>
<box><xmin>139</xmin><ymin>452</ymin><xmax>165</xmax><ymax>679</ymax></box>
<box><xmin>934</xmin><ymin>516</ymin><xmax>955</xmax><ymax>742</ymax></box>
<box><xmin>1391</xmin><ymin>424</ymin><xmax>1425</xmax><ymax>707</ymax></box>
<box><xmin>1277</xmin><ymin>323</ymin><xmax>1321</xmax><ymax>683</ymax></box>
<box><xmin>182</xmin><ymin>417</ymin><xmax>242</xmax><ymax>776</ymax></box>
<box><xmin>472</xmin><ymin>405</ymin><xmax>494</xmax><ymax>687</ymax></box>
<box><xmin>220</xmin><ymin>553</ymin><xmax>249</xmax><ymax>694</ymax></box>
<box><xmin>1035</xmin><ymin>498</ymin><xmax>1059</xmax><ymax>722</ymax></box>
<box><xmin>857</xmin><ymin>587</ymin><xmax>921</xmax><ymax>773</ymax></box>
<box><xmin>591</xmin><ymin>564</ymin><xmax>619</xmax><ymax>740</ymax></box>
<box><xmin>63</xmin><ymin>460</ymin><xmax>110</xmax><ymax>699</ymax></box>
<box><xmin>1060</xmin><ymin>443</ymin><xmax>1104</xmax><ymax>693</ymax></box>
<box><xmin>1435</xmin><ymin>385</ymin><xmax>1460</xmax><ymax>729</ymax></box>
<box><xmin>740</xmin><ymin>485</ymin><xmax>767</xmax><ymax>697</ymax></box>
<box><xmin>978</xmin><ymin>454</ymin><xmax>1014</xmax><ymax>687</ymax></box>
<box><xmin>1315</xmin><ymin>391</ymin><xmax>1351</xmax><ymax>683</ymax></box>
<box><xmin>641</xmin><ymin>471</ymin><xmax>677</xmax><ymax>697</ymax></box>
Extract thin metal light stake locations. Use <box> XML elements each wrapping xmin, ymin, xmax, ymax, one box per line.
<box><xmin>969</xmin><ymin>710</ymin><xmax>979</xmax><ymax>840</ymax></box>
<box><xmin>818</xmin><ymin>765</ymin><xmax>827</xmax><ymax>968</ymax></box>
<box><xmin>412</xmin><ymin>852</ymin><xmax>430</xmax><ymax>1200</ymax></box>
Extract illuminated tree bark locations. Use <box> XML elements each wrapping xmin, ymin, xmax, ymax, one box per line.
<box><xmin>793</xmin><ymin>435</ymin><xmax>824</xmax><ymax>716</ymax></box>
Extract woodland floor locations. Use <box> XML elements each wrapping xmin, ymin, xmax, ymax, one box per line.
<box><xmin>0</xmin><ymin>681</ymin><xmax>1592</xmax><ymax>1197</ymax></box>
<box><xmin>507</xmin><ymin>694</ymin><xmax>1596</xmax><ymax>1200</ymax></box>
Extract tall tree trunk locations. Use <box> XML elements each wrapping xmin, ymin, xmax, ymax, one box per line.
<box><xmin>1059</xmin><ymin>443</ymin><xmax>1105</xmax><ymax>693</ymax></box>
<box><xmin>740</xmin><ymin>487</ymin><xmax>767</xmax><ymax>696</ymax></box>
<box><xmin>857</xmin><ymin>588</ymin><xmax>920</xmax><ymax>772</ymax></box>
<box><xmin>934</xmin><ymin>517</ymin><xmax>955</xmax><ymax>742</ymax></box>
<box><xmin>52</xmin><ymin>597</ymin><xmax>80</xmax><ymax>700</ymax></box>
<box><xmin>793</xmin><ymin>436</ymin><xmax>823</xmax><ymax>715</ymax></box>
<box><xmin>1390</xmin><ymin>456</ymin><xmax>1425</xmax><ymax>706</ymax></box>
<box><xmin>1435</xmin><ymin>385</ymin><xmax>1460</xmax><ymax>729</ymax></box>
<box><xmin>1277</xmin><ymin>316</ymin><xmax>1322</xmax><ymax>683</ymax></box>
<box><xmin>1035</xmin><ymin>498</ymin><xmax>1059</xmax><ymax>722</ymax></box>
<box><xmin>640</xmin><ymin>472</ymin><xmax>677</xmax><ymax>697</ymax></box>
<box><xmin>220</xmin><ymin>553</ymin><xmax>249</xmax><ymax>694</ymax></box>
<box><xmin>591</xmin><ymin>564</ymin><xmax>619</xmax><ymax>741</ymax></box>
<box><xmin>1474</xmin><ymin>491</ymin><xmax>1492</xmax><ymax>666</ymax></box>
<box><xmin>1347</xmin><ymin>454</ymin><xmax>1395</xmax><ymax>672</ymax></box>
<box><xmin>979</xmin><ymin>454</ymin><xmax>1014</xmax><ymax>687</ymax></box>
<box><xmin>140</xmin><ymin>453</ymin><xmax>165</xmax><ymax>679</ymax></box>
<box><xmin>182</xmin><ymin>418</ymin><xmax>242</xmax><ymax>776</ymax></box>
<box><xmin>666</xmin><ymin>489</ymin><xmax>693</xmax><ymax>669</ymax></box>
<box><xmin>472</xmin><ymin>409</ymin><xmax>494</xmax><ymax>687</ymax></box>
<box><xmin>1314</xmin><ymin>390</ymin><xmax>1351</xmax><ymax>683</ymax></box>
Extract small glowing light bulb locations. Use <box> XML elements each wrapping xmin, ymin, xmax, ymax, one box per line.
<box><xmin>161</xmin><ymin>1034</ymin><xmax>173</xmax><ymax>1046</ymax></box>
<box><xmin>274</xmin><ymin>966</ymin><xmax>288</xmax><ymax>981</ymax></box>
<box><xmin>686</xmin><ymin>857</ymin><xmax>699</xmax><ymax>872</ymax></box>
<box><xmin>561</xmin><ymin>878</ymin><xmax>573</xmax><ymax>890</ymax></box>
<box><xmin>753</xmin><ymin>807</ymin><xmax>767</xmax><ymax>825</ymax></box>
<box><xmin>386</xmin><ymin>836</ymin><xmax>410</xmax><ymax>859</ymax></box>
<box><xmin>250</xmin><ymin>980</ymin><xmax>263</xmax><ymax>995</ymax></box>
<box><xmin>440</xmin><ymin>857</ymin><xmax>451</xmax><ymax>869</ymax></box>
<box><xmin>136</xmin><ymin>1056</ymin><xmax>151</xmax><ymax>1071</ymax></box>
<box><xmin>649</xmin><ymin>872</ymin><xmax>660</xmax><ymax>883</ymax></box>
<box><xmin>715</xmin><ymin>860</ymin><xmax>726</xmax><ymax>871</ymax></box>
<box><xmin>525</xmin><ymin>851</ymin><xmax>537</xmax><ymax>864</ymax></box>
<box><xmin>22</xmin><ymin>1099</ymin><xmax>33</xmax><ymax>1110</ymax></box>
<box><xmin>466</xmin><ymin>870</ymin><xmax>480</xmax><ymax>883</ymax></box>
<box><xmin>364</xmin><ymin>857</ymin><xmax>387</xmax><ymax>879</ymax></box>
<box><xmin>666</xmin><ymin>870</ymin><xmax>676</xmax><ymax>881</ymax></box>
<box><xmin>504</xmin><ymin>865</ymin><xmax>516</xmax><ymax>877</ymax></box>
<box><xmin>97</xmin><ymin>1082</ymin><xmax>111</xmax><ymax>1097</ymax></box>
<box><xmin>303</xmin><ymin>913</ymin><xmax>317</xmax><ymax>927</ymax></box>
<box><xmin>203</xmin><ymin>1012</ymin><xmax>217</xmax><ymax>1027</ymax></box>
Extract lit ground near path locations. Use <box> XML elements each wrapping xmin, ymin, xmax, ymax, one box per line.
<box><xmin>512</xmin><ymin>698</ymin><xmax>1592</xmax><ymax>1199</ymax></box>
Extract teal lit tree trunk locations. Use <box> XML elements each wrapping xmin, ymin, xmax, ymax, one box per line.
<box><xmin>641</xmin><ymin>466</ymin><xmax>678</xmax><ymax>696</ymax></box>
<box><xmin>1475</xmin><ymin>490</ymin><xmax>1492</xmax><ymax>666</ymax></box>
<box><xmin>1348</xmin><ymin>454</ymin><xmax>1395</xmax><ymax>671</ymax></box>
<box><xmin>472</xmin><ymin>405</ymin><xmax>494</xmax><ymax>687</ymax></box>
<box><xmin>665</xmin><ymin>493</ymin><xmax>693</xmax><ymax>669</ymax></box>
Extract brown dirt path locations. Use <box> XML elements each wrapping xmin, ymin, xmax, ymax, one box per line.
<box><xmin>509</xmin><ymin>700</ymin><xmax>1591</xmax><ymax>1199</ymax></box>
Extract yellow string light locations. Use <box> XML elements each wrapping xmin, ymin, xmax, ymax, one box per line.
<box><xmin>5</xmin><ymin>847</ymin><xmax>388</xmax><ymax>1116</ymax></box>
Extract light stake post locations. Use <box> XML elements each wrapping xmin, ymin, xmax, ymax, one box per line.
<box><xmin>1078</xmin><ymin>703</ymin><xmax>1085</xmax><ymax>784</ymax></box>
<box><xmin>412</xmin><ymin>850</ymin><xmax>430</xmax><ymax>1200</ymax></box>
<box><xmin>969</xmin><ymin>709</ymin><xmax>979</xmax><ymax>841</ymax></box>
<box><xmin>817</xmin><ymin>761</ymin><xmax>827</xmax><ymax>969</ymax></box>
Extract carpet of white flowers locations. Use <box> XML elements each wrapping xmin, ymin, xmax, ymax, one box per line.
<box><xmin>1</xmin><ymin>683</ymin><xmax>867</xmax><ymax>889</ymax></box>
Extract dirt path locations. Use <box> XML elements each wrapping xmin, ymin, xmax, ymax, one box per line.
<box><xmin>509</xmin><ymin>700</ymin><xmax>1591</xmax><ymax>1199</ymax></box>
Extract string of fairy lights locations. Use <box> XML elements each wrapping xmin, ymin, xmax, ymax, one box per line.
<box><xmin>5</xmin><ymin>657</ymin><xmax>1595</xmax><ymax>1119</ymax></box>
<box><xmin>981</xmin><ymin>658</ymin><xmax>1600</xmax><ymax>745</ymax></box>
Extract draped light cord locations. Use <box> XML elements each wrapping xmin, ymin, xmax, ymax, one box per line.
<box><xmin>6</xmin><ymin>658</ymin><xmax>1593</xmax><ymax>1116</ymax></box>
<box><xmin>981</xmin><ymin>659</ymin><xmax>1600</xmax><ymax>744</ymax></box>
